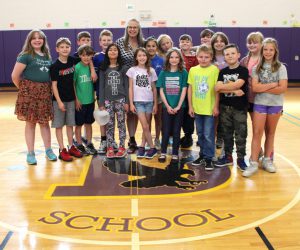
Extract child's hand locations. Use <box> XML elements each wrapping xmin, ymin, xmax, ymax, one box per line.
<box><xmin>152</xmin><ymin>104</ymin><xmax>157</xmax><ymax>115</ymax></box>
<box><xmin>213</xmin><ymin>106</ymin><xmax>219</xmax><ymax>117</ymax></box>
<box><xmin>75</xmin><ymin>99</ymin><xmax>82</xmax><ymax>111</ymax></box>
<box><xmin>130</xmin><ymin>104</ymin><xmax>136</xmax><ymax>113</ymax></box>
<box><xmin>167</xmin><ymin>106</ymin><xmax>174</xmax><ymax>114</ymax></box>
<box><xmin>91</xmin><ymin>71</ymin><xmax>98</xmax><ymax>82</ymax></box>
<box><xmin>234</xmin><ymin>89</ymin><xmax>245</xmax><ymax>96</ymax></box>
<box><xmin>58</xmin><ymin>101</ymin><xmax>66</xmax><ymax>112</ymax></box>
<box><xmin>173</xmin><ymin>106</ymin><xmax>180</xmax><ymax>113</ymax></box>
<box><xmin>189</xmin><ymin>107</ymin><xmax>194</xmax><ymax>118</ymax></box>
<box><xmin>124</xmin><ymin>103</ymin><xmax>129</xmax><ymax>112</ymax></box>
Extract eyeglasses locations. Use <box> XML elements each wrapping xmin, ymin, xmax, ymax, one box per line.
<box><xmin>128</xmin><ymin>26</ymin><xmax>138</xmax><ymax>30</ymax></box>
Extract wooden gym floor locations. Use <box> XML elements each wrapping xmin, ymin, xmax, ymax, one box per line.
<box><xmin>0</xmin><ymin>87</ymin><xmax>299</xmax><ymax>250</ymax></box>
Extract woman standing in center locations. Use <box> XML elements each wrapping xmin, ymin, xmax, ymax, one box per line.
<box><xmin>116</xmin><ymin>19</ymin><xmax>145</xmax><ymax>154</ymax></box>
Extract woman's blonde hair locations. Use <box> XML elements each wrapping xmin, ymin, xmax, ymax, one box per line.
<box><xmin>19</xmin><ymin>29</ymin><xmax>51</xmax><ymax>59</ymax></box>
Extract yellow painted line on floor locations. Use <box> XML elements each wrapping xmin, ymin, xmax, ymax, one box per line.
<box><xmin>131</xmin><ymin>198</ymin><xmax>139</xmax><ymax>217</ymax></box>
<box><xmin>131</xmin><ymin>233</ymin><xmax>140</xmax><ymax>250</ymax></box>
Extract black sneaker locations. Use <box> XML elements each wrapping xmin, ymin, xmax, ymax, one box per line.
<box><xmin>86</xmin><ymin>143</ymin><xmax>97</xmax><ymax>155</ymax></box>
<box><xmin>81</xmin><ymin>136</ymin><xmax>88</xmax><ymax>146</ymax></box>
<box><xmin>77</xmin><ymin>144</ymin><xmax>88</xmax><ymax>156</ymax></box>
<box><xmin>127</xmin><ymin>141</ymin><xmax>138</xmax><ymax>154</ymax></box>
<box><xmin>204</xmin><ymin>159</ymin><xmax>214</xmax><ymax>171</ymax></box>
<box><xmin>192</xmin><ymin>156</ymin><xmax>205</xmax><ymax>166</ymax></box>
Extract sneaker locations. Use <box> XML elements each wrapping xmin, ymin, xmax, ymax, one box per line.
<box><xmin>262</xmin><ymin>157</ymin><xmax>276</xmax><ymax>173</ymax></box>
<box><xmin>86</xmin><ymin>143</ymin><xmax>97</xmax><ymax>155</ymax></box>
<box><xmin>26</xmin><ymin>152</ymin><xmax>37</xmax><ymax>165</ymax></box>
<box><xmin>154</xmin><ymin>138</ymin><xmax>161</xmax><ymax>150</ymax></box>
<box><xmin>115</xmin><ymin>147</ymin><xmax>127</xmax><ymax>158</ymax></box>
<box><xmin>170</xmin><ymin>155</ymin><xmax>179</xmax><ymax>163</ymax></box>
<box><xmin>136</xmin><ymin>147</ymin><xmax>146</xmax><ymax>158</ymax></box>
<box><xmin>180</xmin><ymin>136</ymin><xmax>193</xmax><ymax>148</ymax></box>
<box><xmin>216</xmin><ymin>138</ymin><xmax>223</xmax><ymax>149</ymax></box>
<box><xmin>127</xmin><ymin>141</ymin><xmax>138</xmax><ymax>154</ymax></box>
<box><xmin>45</xmin><ymin>148</ymin><xmax>57</xmax><ymax>161</ymax></box>
<box><xmin>59</xmin><ymin>148</ymin><xmax>73</xmax><ymax>162</ymax></box>
<box><xmin>112</xmin><ymin>141</ymin><xmax>118</xmax><ymax>152</ymax></box>
<box><xmin>106</xmin><ymin>147</ymin><xmax>115</xmax><ymax>158</ymax></box>
<box><xmin>242</xmin><ymin>160</ymin><xmax>259</xmax><ymax>177</ymax></box>
<box><xmin>77</xmin><ymin>144</ymin><xmax>88</xmax><ymax>156</ymax></box>
<box><xmin>214</xmin><ymin>155</ymin><xmax>233</xmax><ymax>167</ymax></box>
<box><xmin>145</xmin><ymin>148</ymin><xmax>158</xmax><ymax>159</ymax></box>
<box><xmin>158</xmin><ymin>153</ymin><xmax>167</xmax><ymax>163</ymax></box>
<box><xmin>237</xmin><ymin>158</ymin><xmax>248</xmax><ymax>171</ymax></box>
<box><xmin>81</xmin><ymin>136</ymin><xmax>88</xmax><ymax>146</ymax></box>
<box><xmin>192</xmin><ymin>156</ymin><xmax>205</xmax><ymax>166</ymax></box>
<box><xmin>204</xmin><ymin>159</ymin><xmax>214</xmax><ymax>171</ymax></box>
<box><xmin>98</xmin><ymin>140</ymin><xmax>107</xmax><ymax>154</ymax></box>
<box><xmin>68</xmin><ymin>145</ymin><xmax>83</xmax><ymax>158</ymax></box>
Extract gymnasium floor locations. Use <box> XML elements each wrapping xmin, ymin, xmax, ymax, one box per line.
<box><xmin>0</xmin><ymin>88</ymin><xmax>299</xmax><ymax>250</ymax></box>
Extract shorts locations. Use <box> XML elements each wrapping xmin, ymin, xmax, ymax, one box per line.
<box><xmin>75</xmin><ymin>103</ymin><xmax>95</xmax><ymax>126</ymax></box>
<box><xmin>134</xmin><ymin>101</ymin><xmax>153</xmax><ymax>114</ymax></box>
<box><xmin>52</xmin><ymin>101</ymin><xmax>76</xmax><ymax>128</ymax></box>
<box><xmin>253</xmin><ymin>104</ymin><xmax>283</xmax><ymax>115</ymax></box>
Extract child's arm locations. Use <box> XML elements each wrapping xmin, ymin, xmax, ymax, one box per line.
<box><xmin>188</xmin><ymin>85</ymin><xmax>194</xmax><ymax>118</ymax></box>
<box><xmin>215</xmin><ymin>79</ymin><xmax>245</xmax><ymax>92</ymax></box>
<box><xmin>174</xmin><ymin>87</ymin><xmax>187</xmax><ymax>113</ymax></box>
<box><xmin>11</xmin><ymin>62</ymin><xmax>26</xmax><ymax>89</ymax></box>
<box><xmin>98</xmin><ymin>70</ymin><xmax>105</xmax><ymax>110</ymax></box>
<box><xmin>129</xmin><ymin>78</ymin><xmax>136</xmax><ymax>113</ymax></box>
<box><xmin>89</xmin><ymin>61</ymin><xmax>98</xmax><ymax>82</ymax></box>
<box><xmin>151</xmin><ymin>82</ymin><xmax>157</xmax><ymax>114</ymax></box>
<box><xmin>52</xmin><ymin>81</ymin><xmax>65</xmax><ymax>111</ymax></box>
<box><xmin>265</xmin><ymin>79</ymin><xmax>288</xmax><ymax>94</ymax></box>
<box><xmin>252</xmin><ymin>77</ymin><xmax>278</xmax><ymax>93</ymax></box>
<box><xmin>213</xmin><ymin>92</ymin><xmax>220</xmax><ymax>117</ymax></box>
<box><xmin>160</xmin><ymin>88</ymin><xmax>174</xmax><ymax>114</ymax></box>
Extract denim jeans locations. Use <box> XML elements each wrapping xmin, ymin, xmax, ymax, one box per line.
<box><xmin>195</xmin><ymin>114</ymin><xmax>215</xmax><ymax>160</ymax></box>
<box><xmin>161</xmin><ymin>108</ymin><xmax>184</xmax><ymax>155</ymax></box>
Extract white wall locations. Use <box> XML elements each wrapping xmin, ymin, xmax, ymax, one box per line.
<box><xmin>1</xmin><ymin>0</ymin><xmax>300</xmax><ymax>30</ymax></box>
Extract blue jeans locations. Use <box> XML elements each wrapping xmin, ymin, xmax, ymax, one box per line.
<box><xmin>195</xmin><ymin>114</ymin><xmax>215</xmax><ymax>160</ymax></box>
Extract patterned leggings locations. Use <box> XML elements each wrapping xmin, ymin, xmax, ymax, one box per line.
<box><xmin>104</xmin><ymin>98</ymin><xmax>126</xmax><ymax>148</ymax></box>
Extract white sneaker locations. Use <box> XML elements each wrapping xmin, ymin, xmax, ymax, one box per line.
<box><xmin>154</xmin><ymin>138</ymin><xmax>161</xmax><ymax>150</ymax></box>
<box><xmin>262</xmin><ymin>157</ymin><xmax>276</xmax><ymax>173</ymax></box>
<box><xmin>242</xmin><ymin>160</ymin><xmax>259</xmax><ymax>178</ymax></box>
<box><xmin>98</xmin><ymin>140</ymin><xmax>107</xmax><ymax>154</ymax></box>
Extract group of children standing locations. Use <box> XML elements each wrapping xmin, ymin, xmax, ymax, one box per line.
<box><xmin>11</xmin><ymin>23</ymin><xmax>288</xmax><ymax>178</ymax></box>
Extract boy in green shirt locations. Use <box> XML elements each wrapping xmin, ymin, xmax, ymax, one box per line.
<box><xmin>74</xmin><ymin>44</ymin><xmax>97</xmax><ymax>155</ymax></box>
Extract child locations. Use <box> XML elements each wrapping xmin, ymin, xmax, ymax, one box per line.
<box><xmin>243</xmin><ymin>38</ymin><xmax>288</xmax><ymax>177</ymax></box>
<box><xmin>214</xmin><ymin>44</ymin><xmax>249</xmax><ymax>171</ymax></box>
<box><xmin>98</xmin><ymin>43</ymin><xmax>129</xmax><ymax>158</ymax></box>
<box><xmin>93</xmin><ymin>29</ymin><xmax>114</xmax><ymax>154</ymax></box>
<box><xmin>157</xmin><ymin>48</ymin><xmax>188</xmax><ymax>163</ymax></box>
<box><xmin>50</xmin><ymin>37</ymin><xmax>83</xmax><ymax>161</ymax></box>
<box><xmin>188</xmin><ymin>44</ymin><xmax>219</xmax><ymax>171</ymax></box>
<box><xmin>179</xmin><ymin>34</ymin><xmax>198</xmax><ymax>148</ymax></box>
<box><xmin>240</xmin><ymin>32</ymin><xmax>264</xmax><ymax>119</ymax></box>
<box><xmin>200</xmin><ymin>29</ymin><xmax>215</xmax><ymax>46</ymax></box>
<box><xmin>157</xmin><ymin>34</ymin><xmax>173</xmax><ymax>58</ymax></box>
<box><xmin>145</xmin><ymin>36</ymin><xmax>164</xmax><ymax>150</ymax></box>
<box><xmin>11</xmin><ymin>29</ymin><xmax>57</xmax><ymax>165</ymax></box>
<box><xmin>211</xmin><ymin>32</ymin><xmax>229</xmax><ymax>70</ymax></box>
<box><xmin>74</xmin><ymin>44</ymin><xmax>97</xmax><ymax>155</ymax></box>
<box><xmin>211</xmin><ymin>32</ymin><xmax>229</xmax><ymax>151</ymax></box>
<box><xmin>127</xmin><ymin>48</ymin><xmax>158</xmax><ymax>159</ymax></box>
